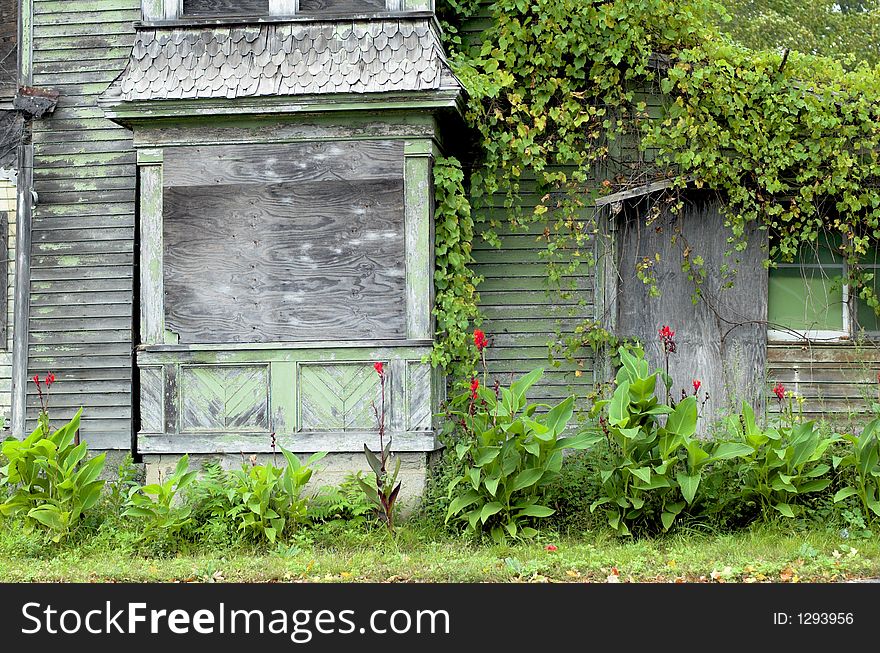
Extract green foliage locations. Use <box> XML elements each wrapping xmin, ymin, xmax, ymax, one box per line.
<box><xmin>725</xmin><ymin>403</ymin><xmax>839</xmax><ymax>519</ymax></box>
<box><xmin>444</xmin><ymin>368</ymin><xmax>601</xmax><ymax>542</ymax></box>
<box><xmin>431</xmin><ymin>156</ymin><xmax>483</xmax><ymax>379</ymax></box>
<box><xmin>122</xmin><ymin>454</ymin><xmax>197</xmax><ymax>539</ymax></box>
<box><xmin>105</xmin><ymin>453</ymin><xmax>140</xmax><ymax>518</ymax></box>
<box><xmin>430</xmin><ymin>1</ymin><xmax>880</xmax><ymax>376</ymax></box>
<box><xmin>588</xmin><ymin>348</ymin><xmax>753</xmax><ymax>535</ymax></box>
<box><xmin>309</xmin><ymin>476</ymin><xmax>376</xmax><ymax>525</ymax></box>
<box><xmin>0</xmin><ymin>409</ymin><xmax>106</xmax><ymax>542</ymax></box>
<box><xmin>226</xmin><ymin>450</ymin><xmax>327</xmax><ymax>543</ymax></box>
<box><xmin>833</xmin><ymin>418</ymin><xmax>880</xmax><ymax>520</ymax></box>
<box><xmin>356</xmin><ymin>443</ymin><xmax>402</xmax><ymax>529</ymax></box>
<box><xmin>718</xmin><ymin>1</ymin><xmax>880</xmax><ymax>65</ymax></box>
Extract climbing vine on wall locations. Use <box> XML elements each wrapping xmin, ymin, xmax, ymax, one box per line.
<box><xmin>430</xmin><ymin>0</ymin><xmax>880</xmax><ymax>381</ymax></box>
<box><xmin>432</xmin><ymin>157</ymin><xmax>483</xmax><ymax>381</ymax></box>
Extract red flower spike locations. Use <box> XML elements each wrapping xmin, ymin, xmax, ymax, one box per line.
<box><xmin>473</xmin><ymin>329</ymin><xmax>488</xmax><ymax>352</ymax></box>
<box><xmin>32</xmin><ymin>374</ymin><xmax>40</xmax><ymax>388</ymax></box>
<box><xmin>773</xmin><ymin>382</ymin><xmax>786</xmax><ymax>401</ymax></box>
<box><xmin>46</xmin><ymin>372</ymin><xmax>55</xmax><ymax>387</ymax></box>
<box><xmin>545</xmin><ymin>544</ymin><xmax>558</xmax><ymax>552</ymax></box>
<box><xmin>692</xmin><ymin>379</ymin><xmax>701</xmax><ymax>394</ymax></box>
<box><xmin>470</xmin><ymin>378</ymin><xmax>480</xmax><ymax>400</ymax></box>
<box><xmin>373</xmin><ymin>362</ymin><xmax>384</xmax><ymax>377</ymax></box>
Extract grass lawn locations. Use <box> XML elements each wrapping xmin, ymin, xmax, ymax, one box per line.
<box><xmin>1</xmin><ymin>524</ymin><xmax>877</xmax><ymax>583</ymax></box>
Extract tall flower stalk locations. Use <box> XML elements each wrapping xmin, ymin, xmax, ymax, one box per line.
<box><xmin>357</xmin><ymin>362</ymin><xmax>402</xmax><ymax>530</ymax></box>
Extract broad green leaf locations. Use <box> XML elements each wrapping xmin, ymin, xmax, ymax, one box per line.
<box><xmin>544</xmin><ymin>396</ymin><xmax>574</xmax><ymax>437</ymax></box>
<box><xmin>510</xmin><ymin>468</ymin><xmax>544</xmax><ymax>493</ymax></box>
<box><xmin>833</xmin><ymin>487</ymin><xmax>859</xmax><ymax>503</ymax></box>
<box><xmin>677</xmin><ymin>472</ymin><xmax>701</xmax><ymax>504</ymax></box>
<box><xmin>480</xmin><ymin>502</ymin><xmax>504</xmax><ymax>523</ymax></box>
<box><xmin>774</xmin><ymin>503</ymin><xmax>796</xmax><ymax>518</ymax></box>
<box><xmin>666</xmin><ymin>396</ymin><xmax>697</xmax><ymax>438</ymax></box>
<box><xmin>515</xmin><ymin>504</ymin><xmax>555</xmax><ymax>518</ymax></box>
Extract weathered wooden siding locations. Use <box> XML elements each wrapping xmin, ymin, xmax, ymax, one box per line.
<box><xmin>0</xmin><ymin>177</ymin><xmax>14</xmax><ymax>425</ymax></box>
<box><xmin>0</xmin><ymin>0</ymin><xmax>15</xmax><ymax>101</ymax></box>
<box><xmin>461</xmin><ymin>7</ymin><xmax>597</xmax><ymax>407</ymax></box>
<box><xmin>768</xmin><ymin>344</ymin><xmax>880</xmax><ymax>426</ymax></box>
<box><xmin>183</xmin><ymin>0</ymin><xmax>269</xmax><ymax>16</ymax></box>
<box><xmin>616</xmin><ymin>195</ymin><xmax>769</xmax><ymax>422</ymax></box>
<box><xmin>28</xmin><ymin>0</ymin><xmax>138</xmax><ymax>447</ymax></box>
<box><xmin>162</xmin><ymin>140</ymin><xmax>407</xmax><ymax>344</ymax></box>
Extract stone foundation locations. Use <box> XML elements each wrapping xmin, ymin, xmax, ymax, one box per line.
<box><xmin>142</xmin><ymin>451</ymin><xmax>432</xmax><ymax>513</ymax></box>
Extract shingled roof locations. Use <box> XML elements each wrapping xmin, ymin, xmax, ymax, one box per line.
<box><xmin>103</xmin><ymin>17</ymin><xmax>461</xmax><ymax>102</ymax></box>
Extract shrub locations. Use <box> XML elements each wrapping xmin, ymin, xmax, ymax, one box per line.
<box><xmin>832</xmin><ymin>417</ymin><xmax>880</xmax><ymax>522</ymax></box>
<box><xmin>723</xmin><ymin>402</ymin><xmax>838</xmax><ymax>519</ymax></box>
<box><xmin>122</xmin><ymin>454</ymin><xmax>197</xmax><ymax>541</ymax></box>
<box><xmin>444</xmin><ymin>368</ymin><xmax>600</xmax><ymax>542</ymax></box>
<box><xmin>0</xmin><ymin>408</ymin><xmax>106</xmax><ymax>542</ymax></box>
<box><xmin>226</xmin><ymin>449</ymin><xmax>326</xmax><ymax>543</ymax></box>
<box><xmin>587</xmin><ymin>348</ymin><xmax>752</xmax><ymax>536</ymax></box>
<box><xmin>309</xmin><ymin>475</ymin><xmax>376</xmax><ymax>526</ymax></box>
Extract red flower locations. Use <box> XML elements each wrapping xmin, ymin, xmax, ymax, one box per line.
<box><xmin>373</xmin><ymin>362</ymin><xmax>385</xmax><ymax>377</ymax></box>
<box><xmin>658</xmin><ymin>325</ymin><xmax>677</xmax><ymax>354</ymax></box>
<box><xmin>32</xmin><ymin>374</ymin><xmax>40</xmax><ymax>388</ymax></box>
<box><xmin>692</xmin><ymin>379</ymin><xmax>701</xmax><ymax>394</ymax></box>
<box><xmin>46</xmin><ymin>372</ymin><xmax>55</xmax><ymax>387</ymax></box>
<box><xmin>470</xmin><ymin>378</ymin><xmax>480</xmax><ymax>400</ymax></box>
<box><xmin>545</xmin><ymin>544</ymin><xmax>558</xmax><ymax>552</ymax></box>
<box><xmin>473</xmin><ymin>329</ymin><xmax>488</xmax><ymax>352</ymax></box>
<box><xmin>773</xmin><ymin>382</ymin><xmax>786</xmax><ymax>401</ymax></box>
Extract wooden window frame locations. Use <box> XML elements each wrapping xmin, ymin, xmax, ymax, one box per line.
<box><xmin>142</xmin><ymin>0</ymin><xmax>425</xmax><ymax>21</ymax></box>
<box><xmin>768</xmin><ymin>254</ymin><xmax>880</xmax><ymax>343</ymax></box>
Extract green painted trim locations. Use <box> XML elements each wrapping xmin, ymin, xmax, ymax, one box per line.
<box><xmin>131</xmin><ymin>112</ymin><xmax>438</xmax><ymax>148</ymax></box>
<box><xmin>270</xmin><ymin>361</ymin><xmax>298</xmax><ymax>434</ymax></box>
<box><xmin>101</xmin><ymin>90</ymin><xmax>463</xmax><ymax>124</ymax></box>
<box><xmin>18</xmin><ymin>0</ymin><xmax>33</xmax><ymax>86</ymax></box>
<box><xmin>138</xmin><ymin>162</ymin><xmax>164</xmax><ymax>345</ymax></box>
<box><xmin>137</xmin><ymin>148</ymin><xmax>164</xmax><ymax>164</ymax></box>
<box><xmin>137</xmin><ymin>345</ymin><xmax>433</xmax><ymax>366</ymax></box>
<box><xmin>404</xmin><ymin>150</ymin><xmax>433</xmax><ymax>340</ymax></box>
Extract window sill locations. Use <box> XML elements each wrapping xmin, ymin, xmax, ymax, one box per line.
<box><xmin>767</xmin><ymin>330</ymin><xmax>880</xmax><ymax>345</ymax></box>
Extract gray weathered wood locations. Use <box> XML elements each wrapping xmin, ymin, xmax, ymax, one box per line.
<box><xmin>162</xmin><ymin>140</ymin><xmax>403</xmax><ymax>188</ymax></box>
<box><xmin>182</xmin><ymin>0</ymin><xmax>269</xmax><ymax>16</ymax></box>
<box><xmin>139</xmin><ymin>366</ymin><xmax>163</xmax><ymax>432</ymax></box>
<box><xmin>298</xmin><ymin>0</ymin><xmax>385</xmax><ymax>12</ymax></box>
<box><xmin>11</xmin><ymin>144</ymin><xmax>32</xmax><ymax>437</ymax></box>
<box><xmin>163</xmin><ymin>143</ymin><xmax>406</xmax><ymax>343</ymax></box>
<box><xmin>137</xmin><ymin>430</ymin><xmax>439</xmax><ymax>453</ymax></box>
<box><xmin>616</xmin><ymin>194</ymin><xmax>768</xmax><ymax>426</ymax></box>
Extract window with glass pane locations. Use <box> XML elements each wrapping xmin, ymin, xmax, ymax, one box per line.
<box><xmin>855</xmin><ymin>241</ymin><xmax>880</xmax><ymax>333</ymax></box>
<box><xmin>768</xmin><ymin>235</ymin><xmax>846</xmax><ymax>333</ymax></box>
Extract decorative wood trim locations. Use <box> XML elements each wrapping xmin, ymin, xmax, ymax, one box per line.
<box><xmin>138</xmin><ymin>153</ymin><xmax>164</xmax><ymax>346</ymax></box>
<box><xmin>140</xmin><ymin>339</ymin><xmax>433</xmax><ymax>353</ymax></box>
<box><xmin>596</xmin><ymin>205</ymin><xmax>618</xmax><ymax>383</ymax></box>
<box><xmin>404</xmin><ymin>144</ymin><xmax>433</xmax><ymax>340</ymax></box>
<box><xmin>10</xmin><ymin>144</ymin><xmax>32</xmax><ymax>437</ymax></box>
<box><xmin>18</xmin><ymin>0</ymin><xmax>33</xmax><ymax>87</ymax></box>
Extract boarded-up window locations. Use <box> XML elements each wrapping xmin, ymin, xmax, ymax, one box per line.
<box><xmin>162</xmin><ymin>141</ymin><xmax>406</xmax><ymax>344</ymax></box>
<box><xmin>182</xmin><ymin>0</ymin><xmax>270</xmax><ymax>17</ymax></box>
<box><xmin>298</xmin><ymin>0</ymin><xmax>387</xmax><ymax>14</ymax></box>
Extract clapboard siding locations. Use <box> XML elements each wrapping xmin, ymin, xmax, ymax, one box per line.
<box><xmin>767</xmin><ymin>344</ymin><xmax>880</xmax><ymax>426</ymax></box>
<box><xmin>0</xmin><ymin>180</ymin><xmax>15</xmax><ymax>426</ymax></box>
<box><xmin>28</xmin><ymin>0</ymin><xmax>138</xmax><ymax>445</ymax></box>
<box><xmin>472</xmin><ymin>219</ymin><xmax>597</xmax><ymax>405</ymax></box>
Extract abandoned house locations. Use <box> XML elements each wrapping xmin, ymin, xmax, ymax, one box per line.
<box><xmin>0</xmin><ymin>1</ymin><xmax>877</xmax><ymax>493</ymax></box>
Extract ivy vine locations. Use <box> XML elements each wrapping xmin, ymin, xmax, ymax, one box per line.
<box><xmin>431</xmin><ymin>0</ymin><xmax>880</xmax><ymax>382</ymax></box>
